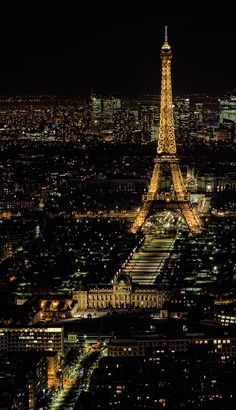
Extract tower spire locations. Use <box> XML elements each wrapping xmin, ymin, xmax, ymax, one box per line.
<box><xmin>165</xmin><ymin>25</ymin><xmax>168</xmax><ymax>43</ymax></box>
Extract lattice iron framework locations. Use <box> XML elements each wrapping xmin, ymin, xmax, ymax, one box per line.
<box><xmin>131</xmin><ymin>27</ymin><xmax>202</xmax><ymax>235</ymax></box>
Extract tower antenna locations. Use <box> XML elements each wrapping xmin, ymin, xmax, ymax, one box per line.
<box><xmin>165</xmin><ymin>25</ymin><xmax>168</xmax><ymax>43</ymax></box>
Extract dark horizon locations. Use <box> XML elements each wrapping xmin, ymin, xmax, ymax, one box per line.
<box><xmin>0</xmin><ymin>4</ymin><xmax>235</xmax><ymax>97</ymax></box>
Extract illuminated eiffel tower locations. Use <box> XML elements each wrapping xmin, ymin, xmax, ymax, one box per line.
<box><xmin>131</xmin><ymin>27</ymin><xmax>202</xmax><ymax>235</ymax></box>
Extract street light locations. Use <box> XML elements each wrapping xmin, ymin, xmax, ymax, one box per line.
<box><xmin>58</xmin><ymin>367</ymin><xmax>63</xmax><ymax>389</ymax></box>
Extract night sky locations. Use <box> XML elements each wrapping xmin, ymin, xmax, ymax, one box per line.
<box><xmin>0</xmin><ymin>3</ymin><xmax>235</xmax><ymax>97</ymax></box>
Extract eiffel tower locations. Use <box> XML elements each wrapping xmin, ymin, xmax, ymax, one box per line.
<box><xmin>131</xmin><ymin>27</ymin><xmax>202</xmax><ymax>235</ymax></box>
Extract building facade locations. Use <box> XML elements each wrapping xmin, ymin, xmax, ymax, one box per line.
<box><xmin>0</xmin><ymin>326</ymin><xmax>64</xmax><ymax>359</ymax></box>
<box><xmin>108</xmin><ymin>335</ymin><xmax>236</xmax><ymax>357</ymax></box>
<box><xmin>219</xmin><ymin>96</ymin><xmax>236</xmax><ymax>124</ymax></box>
<box><xmin>72</xmin><ymin>273</ymin><xmax>168</xmax><ymax>310</ymax></box>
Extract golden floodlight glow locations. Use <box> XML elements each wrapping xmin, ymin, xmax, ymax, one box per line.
<box><xmin>131</xmin><ymin>27</ymin><xmax>202</xmax><ymax>235</ymax></box>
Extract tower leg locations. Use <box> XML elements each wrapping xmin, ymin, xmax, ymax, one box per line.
<box><xmin>170</xmin><ymin>162</ymin><xmax>186</xmax><ymax>199</ymax></box>
<box><xmin>179</xmin><ymin>202</ymin><xmax>202</xmax><ymax>234</ymax></box>
<box><xmin>148</xmin><ymin>162</ymin><xmax>162</xmax><ymax>196</ymax></box>
<box><xmin>130</xmin><ymin>201</ymin><xmax>152</xmax><ymax>234</ymax></box>
<box><xmin>130</xmin><ymin>162</ymin><xmax>162</xmax><ymax>233</ymax></box>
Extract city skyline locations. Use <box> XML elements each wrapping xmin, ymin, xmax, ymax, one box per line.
<box><xmin>0</xmin><ymin>5</ymin><xmax>235</xmax><ymax>96</ymax></box>
<box><xmin>0</xmin><ymin>6</ymin><xmax>236</xmax><ymax>407</ymax></box>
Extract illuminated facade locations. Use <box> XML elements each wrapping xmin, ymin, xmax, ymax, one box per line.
<box><xmin>39</xmin><ymin>298</ymin><xmax>77</xmax><ymax>321</ymax></box>
<box><xmin>215</xmin><ymin>312</ymin><xmax>236</xmax><ymax>326</ymax></box>
<box><xmin>91</xmin><ymin>93</ymin><xmax>102</xmax><ymax>121</ymax></box>
<box><xmin>131</xmin><ymin>27</ymin><xmax>202</xmax><ymax>235</ymax></box>
<box><xmin>103</xmin><ymin>96</ymin><xmax>121</xmax><ymax>124</ymax></box>
<box><xmin>108</xmin><ymin>335</ymin><xmax>236</xmax><ymax>357</ymax></box>
<box><xmin>219</xmin><ymin>95</ymin><xmax>236</xmax><ymax>123</ymax></box>
<box><xmin>73</xmin><ymin>273</ymin><xmax>168</xmax><ymax>310</ymax></box>
<box><xmin>0</xmin><ymin>327</ymin><xmax>64</xmax><ymax>359</ymax></box>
